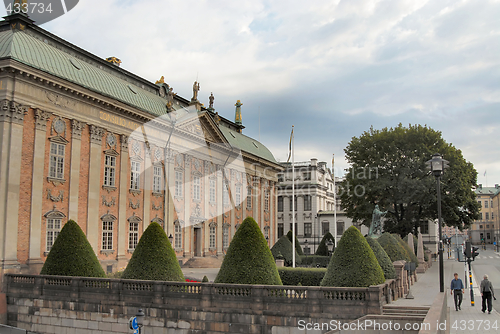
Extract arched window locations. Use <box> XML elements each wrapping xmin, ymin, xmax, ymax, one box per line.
<box><xmin>44</xmin><ymin>207</ymin><xmax>66</xmax><ymax>252</ymax></box>
<box><xmin>101</xmin><ymin>212</ymin><xmax>117</xmax><ymax>251</ymax></box>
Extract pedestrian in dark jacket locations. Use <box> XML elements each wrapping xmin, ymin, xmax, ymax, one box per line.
<box><xmin>450</xmin><ymin>272</ymin><xmax>464</xmax><ymax>311</ymax></box>
<box><xmin>481</xmin><ymin>274</ymin><xmax>495</xmax><ymax>314</ymax></box>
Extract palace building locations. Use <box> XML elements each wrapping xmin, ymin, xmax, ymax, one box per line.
<box><xmin>0</xmin><ymin>12</ymin><xmax>282</xmax><ymax>276</ymax></box>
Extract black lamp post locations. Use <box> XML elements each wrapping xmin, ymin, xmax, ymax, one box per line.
<box><xmin>136</xmin><ymin>308</ymin><xmax>145</xmax><ymax>334</ymax></box>
<box><xmin>426</xmin><ymin>153</ymin><xmax>449</xmax><ymax>293</ymax></box>
<box><xmin>304</xmin><ymin>239</ymin><xmax>309</xmax><ymax>255</ymax></box>
<box><xmin>168</xmin><ymin>234</ymin><xmax>173</xmax><ymax>246</ymax></box>
<box><xmin>327</xmin><ymin>239</ymin><xmax>334</xmax><ymax>256</ymax></box>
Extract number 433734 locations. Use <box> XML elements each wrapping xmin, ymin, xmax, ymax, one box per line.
<box><xmin>452</xmin><ymin>320</ymin><xmax>498</xmax><ymax>331</ymax></box>
<box><xmin>6</xmin><ymin>2</ymin><xmax>53</xmax><ymax>14</ymax></box>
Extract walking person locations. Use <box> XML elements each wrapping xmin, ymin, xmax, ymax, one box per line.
<box><xmin>480</xmin><ymin>274</ymin><xmax>495</xmax><ymax>314</ymax></box>
<box><xmin>450</xmin><ymin>272</ymin><xmax>465</xmax><ymax>311</ymax></box>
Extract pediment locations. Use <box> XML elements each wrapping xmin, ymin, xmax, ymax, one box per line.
<box><xmin>177</xmin><ymin>112</ymin><xmax>227</xmax><ymax>145</ymax></box>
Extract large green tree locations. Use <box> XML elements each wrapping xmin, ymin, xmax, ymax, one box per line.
<box><xmin>339</xmin><ymin>124</ymin><xmax>480</xmax><ymax>237</ymax></box>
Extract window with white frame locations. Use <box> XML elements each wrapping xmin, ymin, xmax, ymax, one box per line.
<box><xmin>193</xmin><ymin>174</ymin><xmax>201</xmax><ymax>201</ymax></box>
<box><xmin>130</xmin><ymin>161</ymin><xmax>140</xmax><ymax>190</ymax></box>
<box><xmin>174</xmin><ymin>223</ymin><xmax>182</xmax><ymax>249</ymax></box>
<box><xmin>46</xmin><ymin>218</ymin><xmax>61</xmax><ymax>251</ymax></box>
<box><xmin>223</xmin><ymin>180</ymin><xmax>229</xmax><ymax>206</ymax></box>
<box><xmin>104</xmin><ymin>155</ymin><xmax>116</xmax><ymax>187</ymax></box>
<box><xmin>265</xmin><ymin>190</ymin><xmax>270</xmax><ymax>211</ymax></box>
<box><xmin>102</xmin><ymin>221</ymin><xmax>113</xmax><ymax>250</ymax></box>
<box><xmin>223</xmin><ymin>224</ymin><xmax>229</xmax><ymax>249</ymax></box>
<box><xmin>209</xmin><ymin>224</ymin><xmax>216</xmax><ymax>248</ymax></box>
<box><xmin>209</xmin><ymin>179</ymin><xmax>216</xmax><ymax>203</ymax></box>
<box><xmin>236</xmin><ymin>185</ymin><xmax>241</xmax><ymax>206</ymax></box>
<box><xmin>264</xmin><ymin>226</ymin><xmax>270</xmax><ymax>240</ymax></box>
<box><xmin>304</xmin><ymin>195</ymin><xmax>312</xmax><ymax>211</ymax></box>
<box><xmin>304</xmin><ymin>223</ymin><xmax>312</xmax><ymax>237</ymax></box>
<box><xmin>128</xmin><ymin>222</ymin><xmax>139</xmax><ymax>250</ymax></box>
<box><xmin>153</xmin><ymin>165</ymin><xmax>162</xmax><ymax>193</ymax></box>
<box><xmin>246</xmin><ymin>186</ymin><xmax>252</xmax><ymax>209</ymax></box>
<box><xmin>485</xmin><ymin>201</ymin><xmax>489</xmax><ymax>208</ymax></box>
<box><xmin>278</xmin><ymin>196</ymin><xmax>283</xmax><ymax>212</ymax></box>
<box><xmin>175</xmin><ymin>170</ymin><xmax>183</xmax><ymax>197</ymax></box>
<box><xmin>49</xmin><ymin>142</ymin><xmax>65</xmax><ymax>179</ymax></box>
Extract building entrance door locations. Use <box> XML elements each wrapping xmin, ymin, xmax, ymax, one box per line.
<box><xmin>194</xmin><ymin>227</ymin><xmax>202</xmax><ymax>257</ymax></box>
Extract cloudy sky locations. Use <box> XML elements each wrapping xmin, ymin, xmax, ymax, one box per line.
<box><xmin>4</xmin><ymin>0</ymin><xmax>499</xmax><ymax>184</ymax></box>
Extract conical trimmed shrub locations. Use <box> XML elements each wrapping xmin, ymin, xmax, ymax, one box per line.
<box><xmin>365</xmin><ymin>236</ymin><xmax>396</xmax><ymax>279</ymax></box>
<box><xmin>393</xmin><ymin>234</ymin><xmax>418</xmax><ymax>267</ymax></box>
<box><xmin>122</xmin><ymin>222</ymin><xmax>184</xmax><ymax>281</ymax></box>
<box><xmin>377</xmin><ymin>233</ymin><xmax>410</xmax><ymax>263</ymax></box>
<box><xmin>271</xmin><ymin>235</ymin><xmax>301</xmax><ymax>266</ymax></box>
<box><xmin>321</xmin><ymin>226</ymin><xmax>385</xmax><ymax>287</ymax></box>
<box><xmin>40</xmin><ymin>220</ymin><xmax>106</xmax><ymax>277</ymax></box>
<box><xmin>286</xmin><ymin>230</ymin><xmax>304</xmax><ymax>255</ymax></box>
<box><xmin>315</xmin><ymin>232</ymin><xmax>335</xmax><ymax>256</ymax></box>
<box><xmin>215</xmin><ymin>217</ymin><xmax>282</xmax><ymax>285</ymax></box>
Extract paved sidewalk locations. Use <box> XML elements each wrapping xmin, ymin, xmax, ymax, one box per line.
<box><xmin>392</xmin><ymin>258</ymin><xmax>500</xmax><ymax>333</ymax></box>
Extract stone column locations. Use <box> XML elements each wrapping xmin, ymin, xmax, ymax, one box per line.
<box><xmin>164</xmin><ymin>148</ymin><xmax>175</xmax><ymax>238</ymax></box>
<box><xmin>68</xmin><ymin>120</ymin><xmax>84</xmax><ymax>221</ymax></box>
<box><xmin>184</xmin><ymin>155</ymin><xmax>192</xmax><ymax>258</ymax></box>
<box><xmin>143</xmin><ymin>146</ymin><xmax>152</xmax><ymax>232</ymax></box>
<box><xmin>117</xmin><ymin>135</ymin><xmax>129</xmax><ymax>266</ymax></box>
<box><xmin>216</xmin><ymin>166</ymin><xmax>223</xmax><ymax>256</ymax></box>
<box><xmin>0</xmin><ymin>100</ymin><xmax>26</xmax><ymax>270</ymax></box>
<box><xmin>28</xmin><ymin>109</ymin><xmax>51</xmax><ymax>267</ymax></box>
<box><xmin>87</xmin><ymin>125</ymin><xmax>105</xmax><ymax>254</ymax></box>
<box><xmin>252</xmin><ymin>175</ymin><xmax>258</xmax><ymax>224</ymax></box>
<box><xmin>203</xmin><ymin>163</ymin><xmax>210</xmax><ymax>255</ymax></box>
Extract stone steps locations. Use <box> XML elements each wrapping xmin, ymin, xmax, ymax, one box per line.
<box><xmin>181</xmin><ymin>256</ymin><xmax>223</xmax><ymax>268</ymax></box>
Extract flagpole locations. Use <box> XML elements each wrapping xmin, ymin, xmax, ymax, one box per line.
<box><xmin>292</xmin><ymin>126</ymin><xmax>296</xmax><ymax>268</ymax></box>
<box><xmin>333</xmin><ymin>154</ymin><xmax>337</xmax><ymax>248</ymax></box>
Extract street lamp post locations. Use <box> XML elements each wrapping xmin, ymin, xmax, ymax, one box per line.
<box><xmin>168</xmin><ymin>234</ymin><xmax>173</xmax><ymax>246</ymax></box>
<box><xmin>304</xmin><ymin>239</ymin><xmax>309</xmax><ymax>255</ymax></box>
<box><xmin>327</xmin><ymin>239</ymin><xmax>334</xmax><ymax>256</ymax></box>
<box><xmin>426</xmin><ymin>153</ymin><xmax>449</xmax><ymax>293</ymax></box>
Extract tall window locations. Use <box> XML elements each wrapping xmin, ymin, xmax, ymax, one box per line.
<box><xmin>420</xmin><ymin>221</ymin><xmax>429</xmax><ymax>234</ymax></box>
<box><xmin>278</xmin><ymin>196</ymin><xmax>283</xmax><ymax>212</ymax></box>
<box><xmin>235</xmin><ymin>185</ymin><xmax>241</xmax><ymax>206</ymax></box>
<box><xmin>223</xmin><ymin>225</ymin><xmax>229</xmax><ymax>248</ymax></box>
<box><xmin>193</xmin><ymin>174</ymin><xmax>201</xmax><ymax>200</ymax></box>
<box><xmin>46</xmin><ymin>218</ymin><xmax>61</xmax><ymax>251</ymax></box>
<box><xmin>246</xmin><ymin>186</ymin><xmax>252</xmax><ymax>209</ymax></box>
<box><xmin>174</xmin><ymin>223</ymin><xmax>182</xmax><ymax>248</ymax></box>
<box><xmin>492</xmin><ymin>212</ymin><xmax>495</xmax><ymax>220</ymax></box>
<box><xmin>264</xmin><ymin>227</ymin><xmax>269</xmax><ymax>240</ymax></box>
<box><xmin>130</xmin><ymin>161</ymin><xmax>140</xmax><ymax>190</ymax></box>
<box><xmin>289</xmin><ymin>223</ymin><xmax>298</xmax><ymax>234</ymax></box>
<box><xmin>49</xmin><ymin>143</ymin><xmax>65</xmax><ymax>179</ymax></box>
<box><xmin>104</xmin><ymin>155</ymin><xmax>116</xmax><ymax>187</ymax></box>
<box><xmin>210</xmin><ymin>225</ymin><xmax>216</xmax><ymax>248</ymax></box>
<box><xmin>322</xmin><ymin>221</ymin><xmax>329</xmax><ymax>236</ymax></box>
<box><xmin>175</xmin><ymin>171</ymin><xmax>183</xmax><ymax>197</ymax></box>
<box><xmin>486</xmin><ymin>212</ymin><xmax>489</xmax><ymax>220</ymax></box>
<box><xmin>128</xmin><ymin>222</ymin><xmax>139</xmax><ymax>250</ymax></box>
<box><xmin>209</xmin><ymin>179</ymin><xmax>216</xmax><ymax>203</ymax></box>
<box><xmin>289</xmin><ymin>196</ymin><xmax>297</xmax><ymax>211</ymax></box>
<box><xmin>264</xmin><ymin>190</ymin><xmax>270</xmax><ymax>211</ymax></box>
<box><xmin>102</xmin><ymin>221</ymin><xmax>113</xmax><ymax>250</ymax></box>
<box><xmin>304</xmin><ymin>195</ymin><xmax>312</xmax><ymax>211</ymax></box>
<box><xmin>153</xmin><ymin>165</ymin><xmax>162</xmax><ymax>193</ymax></box>
<box><xmin>478</xmin><ymin>200</ymin><xmax>482</xmax><ymax>207</ymax></box>
<box><xmin>223</xmin><ymin>181</ymin><xmax>229</xmax><ymax>206</ymax></box>
<box><xmin>485</xmin><ymin>201</ymin><xmax>489</xmax><ymax>208</ymax></box>
<box><xmin>303</xmin><ymin>172</ymin><xmax>311</xmax><ymax>180</ymax></box>
<box><xmin>304</xmin><ymin>223</ymin><xmax>312</xmax><ymax>237</ymax></box>
<box><xmin>278</xmin><ymin>223</ymin><xmax>284</xmax><ymax>238</ymax></box>
<box><xmin>336</xmin><ymin>221</ymin><xmax>345</xmax><ymax>236</ymax></box>
<box><xmin>480</xmin><ymin>212</ymin><xmax>483</xmax><ymax>220</ymax></box>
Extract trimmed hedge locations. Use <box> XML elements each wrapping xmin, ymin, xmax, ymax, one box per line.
<box><xmin>365</xmin><ymin>236</ymin><xmax>396</xmax><ymax>279</ymax></box>
<box><xmin>299</xmin><ymin>255</ymin><xmax>330</xmax><ymax>268</ymax></box>
<box><xmin>278</xmin><ymin>267</ymin><xmax>327</xmax><ymax>286</ymax></box>
<box><xmin>215</xmin><ymin>217</ymin><xmax>282</xmax><ymax>285</ymax></box>
<box><xmin>315</xmin><ymin>232</ymin><xmax>335</xmax><ymax>256</ymax></box>
<box><xmin>286</xmin><ymin>230</ymin><xmax>304</xmax><ymax>255</ymax></box>
<box><xmin>122</xmin><ymin>222</ymin><xmax>184</xmax><ymax>281</ymax></box>
<box><xmin>393</xmin><ymin>234</ymin><xmax>419</xmax><ymax>267</ymax></box>
<box><xmin>271</xmin><ymin>235</ymin><xmax>301</xmax><ymax>266</ymax></box>
<box><xmin>40</xmin><ymin>220</ymin><xmax>106</xmax><ymax>277</ymax></box>
<box><xmin>377</xmin><ymin>233</ymin><xmax>410</xmax><ymax>263</ymax></box>
<box><xmin>321</xmin><ymin>226</ymin><xmax>385</xmax><ymax>287</ymax></box>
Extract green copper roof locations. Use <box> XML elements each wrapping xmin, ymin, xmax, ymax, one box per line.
<box><xmin>217</xmin><ymin>125</ymin><xmax>277</xmax><ymax>164</ymax></box>
<box><xmin>0</xmin><ymin>28</ymin><xmax>168</xmax><ymax>116</ymax></box>
<box><xmin>475</xmin><ymin>186</ymin><xmax>500</xmax><ymax>196</ymax></box>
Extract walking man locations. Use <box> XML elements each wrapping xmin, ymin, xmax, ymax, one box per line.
<box><xmin>450</xmin><ymin>272</ymin><xmax>464</xmax><ymax>311</ymax></box>
<box><xmin>480</xmin><ymin>274</ymin><xmax>495</xmax><ymax>314</ymax></box>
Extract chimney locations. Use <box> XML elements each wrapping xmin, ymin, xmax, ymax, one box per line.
<box><xmin>311</xmin><ymin>158</ymin><xmax>318</xmax><ymax>167</ymax></box>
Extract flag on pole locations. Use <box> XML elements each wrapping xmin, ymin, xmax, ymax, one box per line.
<box><xmin>287</xmin><ymin>127</ymin><xmax>294</xmax><ymax>162</ymax></box>
<box><xmin>484</xmin><ymin>170</ymin><xmax>487</xmax><ymax>177</ymax></box>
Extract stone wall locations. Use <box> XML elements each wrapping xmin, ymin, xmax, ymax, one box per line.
<box><xmin>5</xmin><ymin>274</ymin><xmax>396</xmax><ymax>334</ymax></box>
